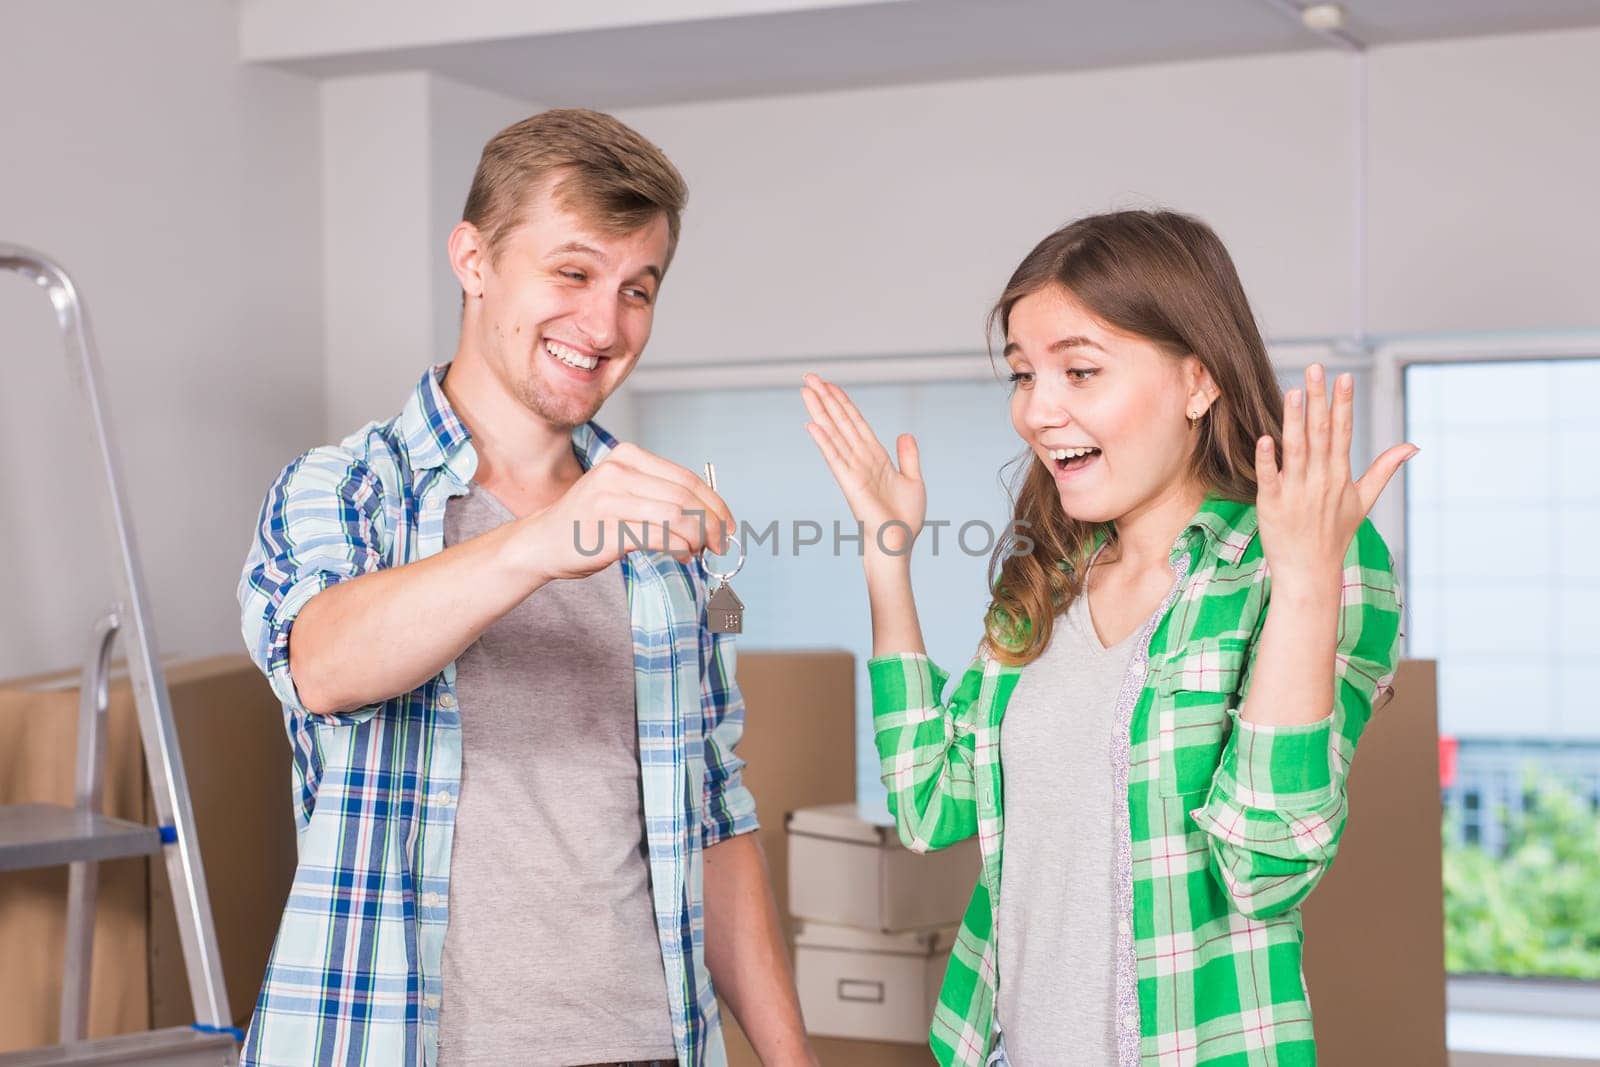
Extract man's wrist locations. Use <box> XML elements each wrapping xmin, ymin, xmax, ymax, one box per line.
<box><xmin>505</xmin><ymin>510</ymin><xmax>556</xmax><ymax>588</ymax></box>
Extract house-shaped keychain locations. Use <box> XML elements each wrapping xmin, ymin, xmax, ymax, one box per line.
<box><xmin>707</xmin><ymin>581</ymin><xmax>744</xmax><ymax>634</ymax></box>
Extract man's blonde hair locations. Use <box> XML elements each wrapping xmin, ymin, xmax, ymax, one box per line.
<box><xmin>463</xmin><ymin>108</ymin><xmax>688</xmax><ymax>269</ymax></box>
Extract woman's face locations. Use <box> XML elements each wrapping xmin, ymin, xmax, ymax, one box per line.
<box><xmin>1005</xmin><ymin>284</ymin><xmax>1215</xmax><ymax>525</ymax></box>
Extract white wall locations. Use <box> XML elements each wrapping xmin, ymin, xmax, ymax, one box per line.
<box><xmin>321</xmin><ymin>71</ymin><xmax>534</xmax><ymax>440</ymax></box>
<box><xmin>320</xmin><ymin>72</ymin><xmax>434</xmax><ymax>439</ymax></box>
<box><xmin>613</xmin><ymin>27</ymin><xmax>1600</xmax><ymax>367</ymax></box>
<box><xmin>621</xmin><ymin>47</ymin><xmax>1360</xmax><ymax>366</ymax></box>
<box><xmin>1367</xmin><ymin>27</ymin><xmax>1600</xmax><ymax>334</ymax></box>
<box><xmin>427</xmin><ymin>76</ymin><xmax>540</xmax><ymax>370</ymax></box>
<box><xmin>0</xmin><ymin>1</ymin><xmax>323</xmax><ymax>679</ymax></box>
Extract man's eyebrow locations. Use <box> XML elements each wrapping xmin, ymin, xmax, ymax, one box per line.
<box><xmin>1001</xmin><ymin>335</ymin><xmax>1106</xmax><ymax>358</ymax></box>
<box><xmin>548</xmin><ymin>240</ymin><xmax>661</xmax><ymax>282</ymax></box>
<box><xmin>548</xmin><ymin>241</ymin><xmax>605</xmax><ymax>260</ymax></box>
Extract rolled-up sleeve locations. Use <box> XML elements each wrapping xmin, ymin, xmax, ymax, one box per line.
<box><xmin>868</xmin><ymin>651</ymin><xmax>989</xmax><ymax>854</ymax></box>
<box><xmin>237</xmin><ymin>446</ymin><xmax>388</xmax><ymax>726</ymax></box>
<box><xmin>699</xmin><ymin>594</ymin><xmax>759</xmax><ymax>848</ymax></box>
<box><xmin>1191</xmin><ymin>518</ymin><xmax>1402</xmax><ymax>918</ymax></box>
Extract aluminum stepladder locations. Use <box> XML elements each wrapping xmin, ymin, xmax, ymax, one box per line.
<box><xmin>0</xmin><ymin>247</ymin><xmax>238</xmax><ymax>1066</ymax></box>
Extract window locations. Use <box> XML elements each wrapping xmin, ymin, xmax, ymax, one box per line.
<box><xmin>1399</xmin><ymin>354</ymin><xmax>1600</xmax><ymax>984</ymax></box>
<box><xmin>635</xmin><ymin>371</ymin><xmax>1017</xmax><ymax>819</ymax></box>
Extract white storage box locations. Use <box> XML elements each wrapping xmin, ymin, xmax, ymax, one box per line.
<box><xmin>794</xmin><ymin>920</ymin><xmax>955</xmax><ymax>1044</ymax></box>
<box><xmin>787</xmin><ymin>802</ymin><xmax>980</xmax><ymax>933</ymax></box>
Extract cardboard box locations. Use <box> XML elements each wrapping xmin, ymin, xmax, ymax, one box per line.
<box><xmin>0</xmin><ymin>656</ymin><xmax>296</xmax><ymax>1050</ymax></box>
<box><xmin>724</xmin><ymin>651</ymin><xmax>858</xmax><ymax>935</ymax></box>
<box><xmin>794</xmin><ymin>921</ymin><xmax>955</xmax><ymax>1044</ymax></box>
<box><xmin>788</xmin><ymin>803</ymin><xmax>980</xmax><ymax>934</ymax></box>
<box><xmin>719</xmin><ymin>651</ymin><xmax>936</xmax><ymax>1067</ymax></box>
<box><xmin>1302</xmin><ymin>659</ymin><xmax>1447</xmax><ymax>1066</ymax></box>
<box><xmin>0</xmin><ymin>659</ymin><xmax>152</xmax><ymax>1049</ymax></box>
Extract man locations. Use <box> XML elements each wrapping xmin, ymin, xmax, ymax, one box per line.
<box><xmin>239</xmin><ymin>109</ymin><xmax>812</xmax><ymax>1067</ymax></box>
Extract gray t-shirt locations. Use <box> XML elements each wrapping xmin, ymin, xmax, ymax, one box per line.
<box><xmin>996</xmin><ymin>591</ymin><xmax>1144</xmax><ymax>1063</ymax></box>
<box><xmin>437</xmin><ymin>485</ymin><xmax>676</xmax><ymax>1066</ymax></box>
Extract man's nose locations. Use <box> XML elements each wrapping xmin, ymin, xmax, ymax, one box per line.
<box><xmin>573</xmin><ymin>286</ymin><xmax>619</xmax><ymax>353</ymax></box>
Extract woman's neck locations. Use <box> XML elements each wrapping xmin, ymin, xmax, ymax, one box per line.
<box><xmin>1100</xmin><ymin>480</ymin><xmax>1210</xmax><ymax>573</ymax></box>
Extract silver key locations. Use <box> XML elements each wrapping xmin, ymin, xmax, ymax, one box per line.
<box><xmin>701</xmin><ymin>462</ymin><xmax>745</xmax><ymax>635</ymax></box>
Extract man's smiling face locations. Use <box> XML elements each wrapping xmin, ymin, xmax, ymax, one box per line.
<box><xmin>470</xmin><ymin>176</ymin><xmax>670</xmax><ymax>430</ymax></box>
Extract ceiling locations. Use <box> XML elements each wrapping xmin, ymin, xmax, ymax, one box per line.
<box><xmin>252</xmin><ymin>0</ymin><xmax>1600</xmax><ymax>107</ymax></box>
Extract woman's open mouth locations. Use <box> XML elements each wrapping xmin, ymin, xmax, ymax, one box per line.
<box><xmin>1048</xmin><ymin>446</ymin><xmax>1101</xmax><ymax>477</ymax></box>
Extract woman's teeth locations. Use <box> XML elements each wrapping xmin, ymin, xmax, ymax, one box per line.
<box><xmin>1049</xmin><ymin>447</ymin><xmax>1100</xmax><ymax>461</ymax></box>
<box><xmin>546</xmin><ymin>339</ymin><xmax>599</xmax><ymax>371</ymax></box>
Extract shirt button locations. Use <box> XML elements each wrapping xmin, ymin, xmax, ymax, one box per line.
<box><xmin>433</xmin><ymin>790</ymin><xmax>454</xmax><ymax>807</ymax></box>
<box><xmin>421</xmin><ymin>892</ymin><xmax>443</xmax><ymax>907</ymax></box>
<box><xmin>439</xmin><ymin>692</ymin><xmax>457</xmax><ymax>709</ymax></box>
<box><xmin>425</xmin><ymin>994</ymin><xmax>441</xmax><ymax>1010</ymax></box>
<box><xmin>1122</xmin><ymin>1013</ymin><xmax>1138</xmax><ymax>1032</ymax></box>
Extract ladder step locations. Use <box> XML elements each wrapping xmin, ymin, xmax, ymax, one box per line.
<box><xmin>0</xmin><ymin>1027</ymin><xmax>237</xmax><ymax>1066</ymax></box>
<box><xmin>0</xmin><ymin>804</ymin><xmax>162</xmax><ymax>872</ymax></box>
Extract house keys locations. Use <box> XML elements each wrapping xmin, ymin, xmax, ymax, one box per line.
<box><xmin>700</xmin><ymin>462</ymin><xmax>745</xmax><ymax>635</ymax></box>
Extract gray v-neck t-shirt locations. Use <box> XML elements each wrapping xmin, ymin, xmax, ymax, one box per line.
<box><xmin>996</xmin><ymin>591</ymin><xmax>1144</xmax><ymax>1063</ymax></box>
<box><xmin>437</xmin><ymin>485</ymin><xmax>675</xmax><ymax>1066</ymax></box>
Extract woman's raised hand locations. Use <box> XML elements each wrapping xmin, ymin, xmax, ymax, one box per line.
<box><xmin>1255</xmin><ymin>363</ymin><xmax>1419</xmax><ymax>587</ymax></box>
<box><xmin>801</xmin><ymin>374</ymin><xmax>927</xmax><ymax>557</ymax></box>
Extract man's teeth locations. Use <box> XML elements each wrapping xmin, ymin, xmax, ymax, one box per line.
<box><xmin>546</xmin><ymin>340</ymin><xmax>599</xmax><ymax>371</ymax></box>
<box><xmin>1049</xmin><ymin>447</ymin><xmax>1100</xmax><ymax>460</ymax></box>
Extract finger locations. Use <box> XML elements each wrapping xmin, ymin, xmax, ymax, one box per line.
<box><xmin>805</xmin><ymin>420</ymin><xmax>852</xmax><ymax>485</ymax></box>
<box><xmin>896</xmin><ymin>433</ymin><xmax>922</xmax><ymax>482</ymax></box>
<box><xmin>804</xmin><ymin>380</ymin><xmax>877</xmax><ymax>473</ymax></box>
<box><xmin>631</xmin><ymin>478</ymin><xmax>729</xmax><ymax>548</ymax></box>
<box><xmin>653</xmin><ymin>508</ymin><xmax>716</xmax><ymax>558</ymax></box>
<box><xmin>611</xmin><ymin>447</ymin><xmax>735</xmax><ymax>540</ymax></box>
<box><xmin>824</xmin><ymin>379</ymin><xmax>888</xmax><ymax>460</ymax></box>
<box><xmin>1254</xmin><ymin>434</ymin><xmax>1281</xmax><ymax>501</ymax></box>
<box><xmin>615</xmin><ymin>484</ymin><xmax>726</xmax><ymax>554</ymax></box>
<box><xmin>1281</xmin><ymin>387</ymin><xmax>1306</xmax><ymax>484</ymax></box>
<box><xmin>1331</xmin><ymin>372</ymin><xmax>1354</xmax><ymax>485</ymax></box>
<box><xmin>810</xmin><ymin>377</ymin><xmax>878</xmax><ymax>463</ymax></box>
<box><xmin>801</xmin><ymin>379</ymin><xmax>847</xmax><ymax>448</ymax></box>
<box><xmin>1355</xmin><ymin>443</ymin><xmax>1420</xmax><ymax>516</ymax></box>
<box><xmin>1305</xmin><ymin>364</ymin><xmax>1330</xmax><ymax>483</ymax></box>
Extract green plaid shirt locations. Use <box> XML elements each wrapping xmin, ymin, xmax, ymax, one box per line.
<box><xmin>868</xmin><ymin>495</ymin><xmax>1402</xmax><ymax>1066</ymax></box>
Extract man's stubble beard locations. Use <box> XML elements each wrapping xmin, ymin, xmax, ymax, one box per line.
<box><xmin>513</xmin><ymin>368</ymin><xmax>605</xmax><ymax>431</ymax></box>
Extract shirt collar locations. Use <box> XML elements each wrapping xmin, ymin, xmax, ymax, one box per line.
<box><xmin>1084</xmin><ymin>492</ymin><xmax>1259</xmax><ymax>569</ymax></box>
<box><xmin>1179</xmin><ymin>493</ymin><xmax>1259</xmax><ymax>566</ymax></box>
<box><xmin>396</xmin><ymin>362</ymin><xmax>619</xmax><ymax>482</ymax></box>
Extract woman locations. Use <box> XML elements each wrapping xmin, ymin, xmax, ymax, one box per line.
<box><xmin>801</xmin><ymin>210</ymin><xmax>1412</xmax><ymax>1066</ymax></box>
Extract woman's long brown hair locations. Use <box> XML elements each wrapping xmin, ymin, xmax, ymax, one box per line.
<box><xmin>982</xmin><ymin>210</ymin><xmax>1285</xmax><ymax>666</ymax></box>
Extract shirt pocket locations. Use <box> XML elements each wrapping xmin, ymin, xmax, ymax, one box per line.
<box><xmin>1155</xmin><ymin>636</ymin><xmax>1248</xmax><ymax>797</ymax></box>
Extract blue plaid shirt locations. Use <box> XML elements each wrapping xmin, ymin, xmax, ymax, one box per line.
<box><xmin>237</xmin><ymin>365</ymin><xmax>758</xmax><ymax>1067</ymax></box>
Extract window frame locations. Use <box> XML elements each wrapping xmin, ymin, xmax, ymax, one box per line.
<box><xmin>1374</xmin><ymin>333</ymin><xmax>1600</xmax><ymax>1014</ymax></box>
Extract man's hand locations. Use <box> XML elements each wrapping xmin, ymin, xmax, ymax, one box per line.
<box><xmin>521</xmin><ymin>442</ymin><xmax>737</xmax><ymax>581</ymax></box>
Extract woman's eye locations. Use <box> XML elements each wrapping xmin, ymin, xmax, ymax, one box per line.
<box><xmin>1066</xmin><ymin>368</ymin><xmax>1097</xmax><ymax>382</ymax></box>
<box><xmin>560</xmin><ymin>270</ymin><xmax>586</xmax><ymax>282</ymax></box>
<box><xmin>1007</xmin><ymin>371</ymin><xmax>1034</xmax><ymax>387</ymax></box>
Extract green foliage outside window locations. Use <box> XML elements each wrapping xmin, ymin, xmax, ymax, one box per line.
<box><xmin>1443</xmin><ymin>775</ymin><xmax>1600</xmax><ymax>980</ymax></box>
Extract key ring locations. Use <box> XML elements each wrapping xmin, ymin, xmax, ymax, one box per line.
<box><xmin>698</xmin><ymin>461</ymin><xmax>745</xmax><ymax>582</ymax></box>
<box><xmin>701</xmin><ymin>533</ymin><xmax>745</xmax><ymax>583</ymax></box>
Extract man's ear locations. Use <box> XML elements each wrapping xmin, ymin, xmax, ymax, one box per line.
<box><xmin>449</xmin><ymin>221</ymin><xmax>488</xmax><ymax>301</ymax></box>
